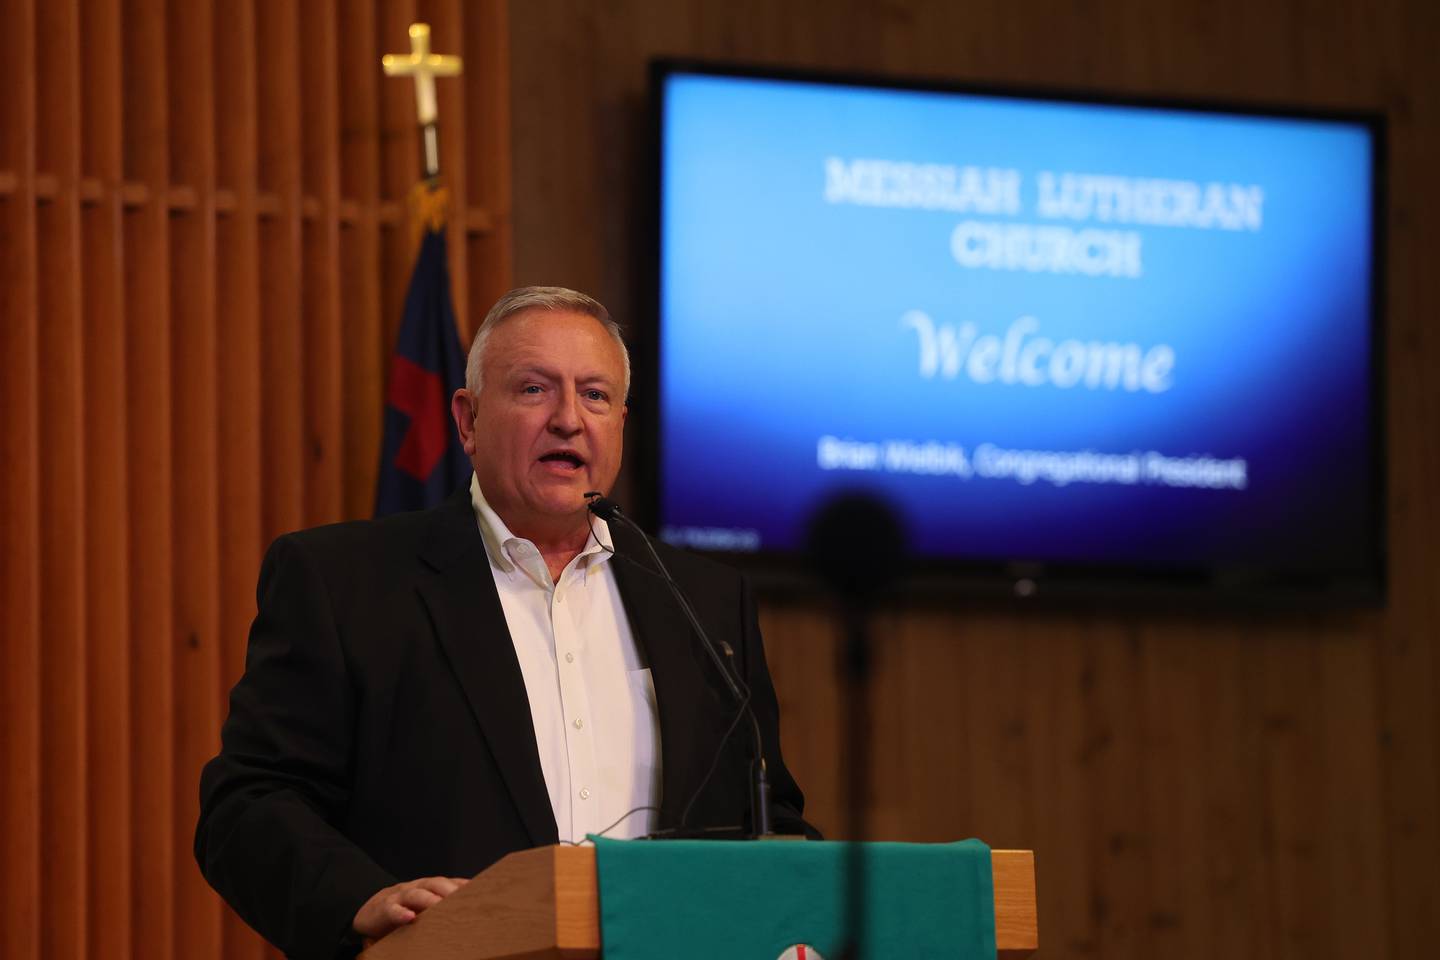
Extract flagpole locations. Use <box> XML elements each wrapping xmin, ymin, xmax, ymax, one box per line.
<box><xmin>382</xmin><ymin>23</ymin><xmax>463</xmax><ymax>182</ymax></box>
<box><xmin>374</xmin><ymin>24</ymin><xmax>470</xmax><ymax>518</ymax></box>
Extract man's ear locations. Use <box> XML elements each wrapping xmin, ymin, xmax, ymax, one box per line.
<box><xmin>450</xmin><ymin>389</ymin><xmax>478</xmax><ymax>456</ymax></box>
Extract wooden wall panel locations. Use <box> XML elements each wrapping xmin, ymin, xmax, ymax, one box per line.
<box><xmin>212</xmin><ymin>0</ymin><xmax>262</xmax><ymax>690</ymax></box>
<box><xmin>0</xmin><ymin>1</ymin><xmax>42</xmax><ymax>958</ymax></box>
<box><xmin>300</xmin><ymin>0</ymin><xmax>346</xmax><ymax>527</ymax></box>
<box><xmin>167</xmin><ymin>0</ymin><xmax>223</xmax><ymax>955</ymax></box>
<box><xmin>337</xmin><ymin>0</ymin><xmax>385</xmax><ymax>520</ymax></box>
<box><xmin>36</xmin><ymin>1</ymin><xmax>88</xmax><ymax>958</ymax></box>
<box><xmin>213</xmin><ymin>0</ymin><xmax>267</xmax><ymax>952</ymax></box>
<box><xmin>464</xmin><ymin>0</ymin><xmax>513</xmax><ymax>330</ymax></box>
<box><xmin>256</xmin><ymin>0</ymin><xmax>306</xmax><ymax>543</ymax></box>
<box><xmin>0</xmin><ymin>2</ymin><xmax>512</xmax><ymax>958</ymax></box>
<box><xmin>79</xmin><ymin>0</ymin><xmax>132</xmax><ymax>950</ymax></box>
<box><xmin>1376</xmin><ymin>10</ymin><xmax>1440</xmax><ymax>958</ymax></box>
<box><xmin>121</xmin><ymin>0</ymin><xmax>175</xmax><ymax>955</ymax></box>
<box><xmin>510</xmin><ymin>2</ymin><xmax>1440</xmax><ymax>959</ymax></box>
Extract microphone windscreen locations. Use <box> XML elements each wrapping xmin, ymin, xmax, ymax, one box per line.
<box><xmin>585</xmin><ymin>494</ymin><xmax>623</xmax><ymax>521</ymax></box>
<box><xmin>805</xmin><ymin>491</ymin><xmax>908</xmax><ymax>599</ymax></box>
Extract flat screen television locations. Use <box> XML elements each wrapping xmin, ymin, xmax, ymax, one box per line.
<box><xmin>644</xmin><ymin>61</ymin><xmax>1385</xmax><ymax>602</ymax></box>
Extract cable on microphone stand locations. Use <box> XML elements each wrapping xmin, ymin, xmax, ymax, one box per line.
<box><xmin>585</xmin><ymin>492</ymin><xmax>773</xmax><ymax>838</ymax></box>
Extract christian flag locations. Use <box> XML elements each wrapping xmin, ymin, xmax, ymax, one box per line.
<box><xmin>373</xmin><ymin>226</ymin><xmax>471</xmax><ymax>516</ymax></box>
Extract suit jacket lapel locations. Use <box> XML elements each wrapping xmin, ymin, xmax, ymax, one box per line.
<box><xmin>609</xmin><ymin>525</ymin><xmax>729</xmax><ymax>830</ymax></box>
<box><xmin>415</xmin><ymin>489</ymin><xmax>558</xmax><ymax>848</ymax></box>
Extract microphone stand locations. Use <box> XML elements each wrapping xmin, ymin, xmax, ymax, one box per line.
<box><xmin>839</xmin><ymin>597</ymin><xmax>875</xmax><ymax>960</ymax></box>
<box><xmin>586</xmin><ymin>494</ymin><xmax>773</xmax><ymax>837</ymax></box>
<box><xmin>805</xmin><ymin>492</ymin><xmax>906</xmax><ymax>960</ymax></box>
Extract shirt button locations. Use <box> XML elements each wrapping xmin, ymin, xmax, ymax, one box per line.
<box><xmin>579</xmin><ymin>787</ymin><xmax>591</xmax><ymax>800</ymax></box>
<box><xmin>564</xmin><ymin>652</ymin><xmax>575</xmax><ymax>663</ymax></box>
<box><xmin>573</xmin><ymin>717</ymin><xmax>584</xmax><ymax>729</ymax></box>
<box><xmin>554</xmin><ymin>592</ymin><xmax>564</xmax><ymax>604</ymax></box>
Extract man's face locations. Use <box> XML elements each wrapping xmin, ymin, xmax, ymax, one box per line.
<box><xmin>455</xmin><ymin>308</ymin><xmax>627</xmax><ymax>539</ymax></box>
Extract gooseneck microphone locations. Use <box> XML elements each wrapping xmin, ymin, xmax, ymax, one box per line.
<box><xmin>584</xmin><ymin>493</ymin><xmax>773</xmax><ymax>838</ymax></box>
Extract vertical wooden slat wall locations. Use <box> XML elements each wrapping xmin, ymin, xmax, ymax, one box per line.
<box><xmin>80</xmin><ymin>0</ymin><xmax>132</xmax><ymax>951</ymax></box>
<box><xmin>124</xmin><ymin>1</ymin><xmax>176</xmax><ymax>955</ymax></box>
<box><xmin>0</xmin><ymin>2</ymin><xmax>513</xmax><ymax>958</ymax></box>
<box><xmin>213</xmin><ymin>1</ymin><xmax>264</xmax><ymax>954</ymax></box>
<box><xmin>0</xmin><ymin>2</ymin><xmax>41</xmax><ymax>960</ymax></box>
<box><xmin>37</xmin><ymin>1</ymin><xmax>88</xmax><ymax>958</ymax></box>
<box><xmin>169</xmin><ymin>0</ymin><xmax>221</xmax><ymax>955</ymax></box>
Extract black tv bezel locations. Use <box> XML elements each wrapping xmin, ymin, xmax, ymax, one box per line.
<box><xmin>637</xmin><ymin>58</ymin><xmax>1388</xmax><ymax>607</ymax></box>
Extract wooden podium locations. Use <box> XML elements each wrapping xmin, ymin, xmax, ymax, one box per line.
<box><xmin>362</xmin><ymin>844</ymin><xmax>1038</xmax><ymax>959</ymax></box>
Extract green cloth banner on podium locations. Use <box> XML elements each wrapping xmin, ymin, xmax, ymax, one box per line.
<box><xmin>592</xmin><ymin>837</ymin><xmax>995</xmax><ymax>959</ymax></box>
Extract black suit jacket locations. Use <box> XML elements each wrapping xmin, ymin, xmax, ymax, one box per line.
<box><xmin>195</xmin><ymin>489</ymin><xmax>809</xmax><ymax>959</ymax></box>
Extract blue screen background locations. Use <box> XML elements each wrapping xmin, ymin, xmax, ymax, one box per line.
<box><xmin>658</xmin><ymin>73</ymin><xmax>1376</xmax><ymax>573</ymax></box>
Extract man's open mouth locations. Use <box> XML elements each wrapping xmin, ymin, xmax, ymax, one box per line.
<box><xmin>538</xmin><ymin>450</ymin><xmax>585</xmax><ymax>471</ymax></box>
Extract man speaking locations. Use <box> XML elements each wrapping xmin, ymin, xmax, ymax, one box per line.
<box><xmin>195</xmin><ymin>287</ymin><xmax>811</xmax><ymax>959</ymax></box>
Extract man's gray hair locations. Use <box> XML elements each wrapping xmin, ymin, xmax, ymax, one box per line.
<box><xmin>465</xmin><ymin>285</ymin><xmax>631</xmax><ymax>397</ymax></box>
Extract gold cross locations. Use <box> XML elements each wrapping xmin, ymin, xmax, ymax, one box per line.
<box><xmin>382</xmin><ymin>23</ymin><xmax>463</xmax><ymax>128</ymax></box>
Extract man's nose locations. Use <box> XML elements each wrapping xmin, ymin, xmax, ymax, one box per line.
<box><xmin>547</xmin><ymin>390</ymin><xmax>582</xmax><ymax>435</ymax></box>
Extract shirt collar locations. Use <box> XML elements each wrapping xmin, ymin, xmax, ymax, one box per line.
<box><xmin>468</xmin><ymin>473</ymin><xmax>615</xmax><ymax>580</ymax></box>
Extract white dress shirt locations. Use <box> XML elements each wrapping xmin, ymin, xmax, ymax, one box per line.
<box><xmin>469</xmin><ymin>475</ymin><xmax>661</xmax><ymax>842</ymax></box>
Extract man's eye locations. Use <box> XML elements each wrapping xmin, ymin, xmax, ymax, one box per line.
<box><xmin>584</xmin><ymin>389</ymin><xmax>608</xmax><ymax>402</ymax></box>
<box><xmin>521</xmin><ymin>384</ymin><xmax>544</xmax><ymax>395</ymax></box>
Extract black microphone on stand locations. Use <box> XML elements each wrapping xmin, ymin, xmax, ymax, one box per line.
<box><xmin>584</xmin><ymin>492</ymin><xmax>773</xmax><ymax>838</ymax></box>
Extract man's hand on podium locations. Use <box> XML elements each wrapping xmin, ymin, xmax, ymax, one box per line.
<box><xmin>352</xmin><ymin>875</ymin><xmax>470</xmax><ymax>940</ymax></box>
